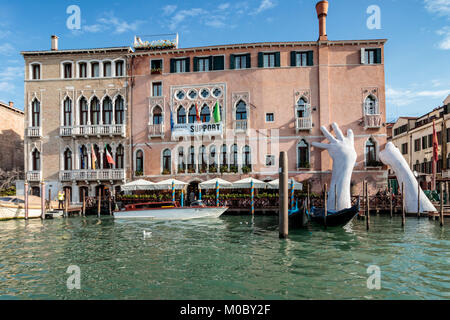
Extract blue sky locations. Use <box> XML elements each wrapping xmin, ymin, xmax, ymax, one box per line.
<box><xmin>0</xmin><ymin>0</ymin><xmax>448</xmax><ymax>121</ymax></box>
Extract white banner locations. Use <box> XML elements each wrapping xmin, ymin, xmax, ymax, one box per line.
<box><xmin>172</xmin><ymin>122</ymin><xmax>223</xmax><ymax>138</ymax></box>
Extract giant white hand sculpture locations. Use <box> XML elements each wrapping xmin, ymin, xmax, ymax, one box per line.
<box><xmin>379</xmin><ymin>142</ymin><xmax>436</xmax><ymax>213</ymax></box>
<box><xmin>312</xmin><ymin>123</ymin><xmax>357</xmax><ymax>211</ymax></box>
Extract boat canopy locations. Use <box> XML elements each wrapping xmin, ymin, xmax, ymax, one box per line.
<box><xmin>232</xmin><ymin>177</ymin><xmax>267</xmax><ymax>189</ymax></box>
<box><xmin>199</xmin><ymin>178</ymin><xmax>233</xmax><ymax>190</ymax></box>
<box><xmin>267</xmin><ymin>179</ymin><xmax>303</xmax><ymax>190</ymax></box>
<box><xmin>121</xmin><ymin>179</ymin><xmax>155</xmax><ymax>191</ymax></box>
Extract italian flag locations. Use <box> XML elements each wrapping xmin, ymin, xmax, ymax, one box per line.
<box><xmin>105</xmin><ymin>145</ymin><xmax>115</xmax><ymax>166</ymax></box>
<box><xmin>213</xmin><ymin>101</ymin><xmax>221</xmax><ymax>123</ymax></box>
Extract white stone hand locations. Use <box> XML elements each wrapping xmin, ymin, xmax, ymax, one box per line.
<box><xmin>312</xmin><ymin>123</ymin><xmax>357</xmax><ymax>211</ymax></box>
<box><xmin>379</xmin><ymin>142</ymin><xmax>436</xmax><ymax>213</ymax></box>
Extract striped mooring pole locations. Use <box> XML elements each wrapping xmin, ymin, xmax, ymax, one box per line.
<box><xmin>181</xmin><ymin>189</ymin><xmax>184</xmax><ymax>207</ymax></box>
<box><xmin>251</xmin><ymin>180</ymin><xmax>255</xmax><ymax>215</ymax></box>
<box><xmin>290</xmin><ymin>179</ymin><xmax>294</xmax><ymax>209</ymax></box>
<box><xmin>172</xmin><ymin>181</ymin><xmax>175</xmax><ymax>203</ymax></box>
<box><xmin>199</xmin><ymin>187</ymin><xmax>202</xmax><ymax>201</ymax></box>
<box><xmin>216</xmin><ymin>180</ymin><xmax>220</xmax><ymax>207</ymax></box>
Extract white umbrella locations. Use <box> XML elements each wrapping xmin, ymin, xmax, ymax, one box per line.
<box><xmin>199</xmin><ymin>178</ymin><xmax>233</xmax><ymax>190</ymax></box>
<box><xmin>152</xmin><ymin>179</ymin><xmax>188</xmax><ymax>190</ymax></box>
<box><xmin>121</xmin><ymin>179</ymin><xmax>155</xmax><ymax>191</ymax></box>
<box><xmin>267</xmin><ymin>179</ymin><xmax>303</xmax><ymax>190</ymax></box>
<box><xmin>232</xmin><ymin>177</ymin><xmax>267</xmax><ymax>189</ymax></box>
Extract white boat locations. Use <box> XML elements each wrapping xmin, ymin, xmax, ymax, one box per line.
<box><xmin>0</xmin><ymin>196</ymin><xmax>42</xmax><ymax>220</ymax></box>
<box><xmin>113</xmin><ymin>200</ymin><xmax>228</xmax><ymax>220</ymax></box>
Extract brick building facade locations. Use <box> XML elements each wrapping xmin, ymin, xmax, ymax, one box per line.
<box><xmin>0</xmin><ymin>101</ymin><xmax>24</xmax><ymax>172</ymax></box>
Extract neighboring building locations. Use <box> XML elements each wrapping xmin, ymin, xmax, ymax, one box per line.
<box><xmin>389</xmin><ymin>94</ymin><xmax>450</xmax><ymax>190</ymax></box>
<box><xmin>21</xmin><ymin>36</ymin><xmax>132</xmax><ymax>200</ymax></box>
<box><xmin>0</xmin><ymin>101</ymin><xmax>24</xmax><ymax>172</ymax></box>
<box><xmin>130</xmin><ymin>0</ymin><xmax>388</xmax><ymax>194</ymax></box>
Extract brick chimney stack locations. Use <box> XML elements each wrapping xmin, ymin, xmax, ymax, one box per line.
<box><xmin>51</xmin><ymin>35</ymin><xmax>59</xmax><ymax>51</ymax></box>
<box><xmin>316</xmin><ymin>1</ymin><xmax>329</xmax><ymax>41</ymax></box>
<box><xmin>8</xmin><ymin>101</ymin><xmax>14</xmax><ymax>108</ymax></box>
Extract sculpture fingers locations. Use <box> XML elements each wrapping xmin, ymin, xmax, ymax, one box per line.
<box><xmin>319</xmin><ymin>126</ymin><xmax>338</xmax><ymax>144</ymax></box>
<box><xmin>331</xmin><ymin>123</ymin><xmax>345</xmax><ymax>141</ymax></box>
<box><xmin>347</xmin><ymin>129</ymin><xmax>354</xmax><ymax>144</ymax></box>
<box><xmin>311</xmin><ymin>142</ymin><xmax>330</xmax><ymax>150</ymax></box>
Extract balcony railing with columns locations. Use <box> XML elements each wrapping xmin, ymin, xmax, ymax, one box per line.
<box><xmin>364</xmin><ymin>114</ymin><xmax>382</xmax><ymax>129</ymax></box>
<box><xmin>26</xmin><ymin>171</ymin><xmax>42</xmax><ymax>182</ymax></box>
<box><xmin>235</xmin><ymin>120</ymin><xmax>248</xmax><ymax>133</ymax></box>
<box><xmin>148</xmin><ymin>123</ymin><xmax>164</xmax><ymax>138</ymax></box>
<box><xmin>60</xmin><ymin>169</ymin><xmax>126</xmax><ymax>182</ymax></box>
<box><xmin>59</xmin><ymin>124</ymin><xmax>126</xmax><ymax>137</ymax></box>
<box><xmin>296</xmin><ymin>117</ymin><xmax>313</xmax><ymax>131</ymax></box>
<box><xmin>26</xmin><ymin>127</ymin><xmax>42</xmax><ymax>138</ymax></box>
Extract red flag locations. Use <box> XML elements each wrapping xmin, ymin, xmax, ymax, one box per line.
<box><xmin>195</xmin><ymin>102</ymin><xmax>201</xmax><ymax>122</ymax></box>
<box><xmin>105</xmin><ymin>146</ymin><xmax>115</xmax><ymax>166</ymax></box>
<box><xmin>91</xmin><ymin>144</ymin><xmax>97</xmax><ymax>170</ymax></box>
<box><xmin>432</xmin><ymin>120</ymin><xmax>439</xmax><ymax>163</ymax></box>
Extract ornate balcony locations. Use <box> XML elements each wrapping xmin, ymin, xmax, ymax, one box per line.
<box><xmin>364</xmin><ymin>114</ymin><xmax>382</xmax><ymax>129</ymax></box>
<box><xmin>148</xmin><ymin>124</ymin><xmax>164</xmax><ymax>138</ymax></box>
<box><xmin>26</xmin><ymin>171</ymin><xmax>41</xmax><ymax>182</ymax></box>
<box><xmin>26</xmin><ymin>127</ymin><xmax>42</xmax><ymax>138</ymax></box>
<box><xmin>60</xmin><ymin>125</ymin><xmax>126</xmax><ymax>138</ymax></box>
<box><xmin>235</xmin><ymin>120</ymin><xmax>248</xmax><ymax>133</ymax></box>
<box><xmin>296</xmin><ymin>117</ymin><xmax>313</xmax><ymax>131</ymax></box>
<box><xmin>60</xmin><ymin>169</ymin><xmax>125</xmax><ymax>182</ymax></box>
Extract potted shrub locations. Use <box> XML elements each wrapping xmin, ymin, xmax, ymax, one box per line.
<box><xmin>135</xmin><ymin>171</ymin><xmax>143</xmax><ymax>177</ymax></box>
<box><xmin>151</xmin><ymin>68</ymin><xmax>162</xmax><ymax>75</ymax></box>
<box><xmin>242</xmin><ymin>166</ymin><xmax>251</xmax><ymax>174</ymax></box>
<box><xmin>220</xmin><ymin>165</ymin><xmax>229</xmax><ymax>173</ymax></box>
<box><xmin>162</xmin><ymin>169</ymin><xmax>171</xmax><ymax>175</ymax></box>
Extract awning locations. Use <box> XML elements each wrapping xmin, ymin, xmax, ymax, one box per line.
<box><xmin>232</xmin><ymin>177</ymin><xmax>267</xmax><ymax>189</ymax></box>
<box><xmin>267</xmin><ymin>179</ymin><xmax>303</xmax><ymax>190</ymax></box>
<box><xmin>121</xmin><ymin>179</ymin><xmax>156</xmax><ymax>191</ymax></box>
<box><xmin>153</xmin><ymin>179</ymin><xmax>188</xmax><ymax>190</ymax></box>
<box><xmin>199</xmin><ymin>178</ymin><xmax>233</xmax><ymax>190</ymax></box>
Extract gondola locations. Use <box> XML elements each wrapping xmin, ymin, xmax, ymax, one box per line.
<box><xmin>308</xmin><ymin>198</ymin><xmax>360</xmax><ymax>227</ymax></box>
<box><xmin>288</xmin><ymin>200</ymin><xmax>309</xmax><ymax>228</ymax></box>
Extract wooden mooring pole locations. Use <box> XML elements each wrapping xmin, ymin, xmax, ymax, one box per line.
<box><xmin>440</xmin><ymin>182</ymin><xmax>444</xmax><ymax>227</ymax></box>
<box><xmin>324</xmin><ymin>183</ymin><xmax>328</xmax><ymax>229</ymax></box>
<box><xmin>40</xmin><ymin>181</ymin><xmax>45</xmax><ymax>220</ymax></box>
<box><xmin>279</xmin><ymin>151</ymin><xmax>288</xmax><ymax>239</ymax></box>
<box><xmin>24</xmin><ymin>181</ymin><xmax>29</xmax><ymax>220</ymax></box>
<box><xmin>82</xmin><ymin>189</ymin><xmax>86</xmax><ymax>217</ymax></box>
<box><xmin>97</xmin><ymin>188</ymin><xmax>102</xmax><ymax>218</ymax></box>
<box><xmin>108</xmin><ymin>192</ymin><xmax>112</xmax><ymax>216</ymax></box>
<box><xmin>307</xmin><ymin>183</ymin><xmax>310</xmax><ymax>214</ymax></box>
<box><xmin>366</xmin><ymin>181</ymin><xmax>370</xmax><ymax>231</ymax></box>
<box><xmin>389</xmin><ymin>185</ymin><xmax>393</xmax><ymax>219</ymax></box>
<box><xmin>401</xmin><ymin>182</ymin><xmax>405</xmax><ymax>227</ymax></box>
<box><xmin>417</xmin><ymin>180</ymin><xmax>421</xmax><ymax>219</ymax></box>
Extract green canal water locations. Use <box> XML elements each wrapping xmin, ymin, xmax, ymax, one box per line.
<box><xmin>0</xmin><ymin>215</ymin><xmax>448</xmax><ymax>300</ymax></box>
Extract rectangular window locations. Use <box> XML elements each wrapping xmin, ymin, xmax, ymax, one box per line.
<box><xmin>263</xmin><ymin>53</ymin><xmax>276</xmax><ymax>68</ymax></box>
<box><xmin>174</xmin><ymin>59</ymin><xmax>186</xmax><ymax>73</ymax></box>
<box><xmin>265</xmin><ymin>155</ymin><xmax>275</xmax><ymax>167</ymax></box>
<box><xmin>296</xmin><ymin>52</ymin><xmax>308</xmax><ymax>66</ymax></box>
<box><xmin>266</xmin><ymin>113</ymin><xmax>274</xmax><ymax>122</ymax></box>
<box><xmin>197</xmin><ymin>57</ymin><xmax>210</xmax><ymax>72</ymax></box>
<box><xmin>414</xmin><ymin>139</ymin><xmax>421</xmax><ymax>152</ymax></box>
<box><xmin>428</xmin><ymin>134</ymin><xmax>433</xmax><ymax>148</ymax></box>
<box><xmin>103</xmin><ymin>62</ymin><xmax>112</xmax><ymax>77</ymax></box>
<box><xmin>152</xmin><ymin>82</ymin><xmax>162</xmax><ymax>97</ymax></box>
<box><xmin>31</xmin><ymin>64</ymin><xmax>40</xmax><ymax>80</ymax></box>
<box><xmin>91</xmin><ymin>62</ymin><xmax>100</xmax><ymax>77</ymax></box>
<box><xmin>437</xmin><ymin>131</ymin><xmax>442</xmax><ymax>145</ymax></box>
<box><xmin>63</xmin><ymin>63</ymin><xmax>72</xmax><ymax>79</ymax></box>
<box><xmin>422</xmin><ymin>136</ymin><xmax>428</xmax><ymax>149</ymax></box>
<box><xmin>401</xmin><ymin>143</ymin><xmax>408</xmax><ymax>155</ymax></box>
<box><xmin>79</xmin><ymin>63</ymin><xmax>87</xmax><ymax>78</ymax></box>
<box><xmin>151</xmin><ymin>59</ymin><xmax>163</xmax><ymax>74</ymax></box>
<box><xmin>235</xmin><ymin>55</ymin><xmax>247</xmax><ymax>69</ymax></box>
<box><xmin>115</xmin><ymin>61</ymin><xmax>124</xmax><ymax>76</ymax></box>
<box><xmin>362</xmin><ymin>48</ymin><xmax>382</xmax><ymax>64</ymax></box>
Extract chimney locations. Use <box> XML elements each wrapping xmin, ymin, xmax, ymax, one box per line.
<box><xmin>51</xmin><ymin>35</ymin><xmax>59</xmax><ymax>51</ymax></box>
<box><xmin>316</xmin><ymin>1</ymin><xmax>329</xmax><ymax>41</ymax></box>
<box><xmin>8</xmin><ymin>101</ymin><xmax>14</xmax><ymax>108</ymax></box>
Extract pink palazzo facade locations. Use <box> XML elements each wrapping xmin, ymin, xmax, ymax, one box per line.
<box><xmin>129</xmin><ymin>3</ymin><xmax>388</xmax><ymax>193</ymax></box>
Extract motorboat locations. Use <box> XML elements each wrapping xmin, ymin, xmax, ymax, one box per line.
<box><xmin>113</xmin><ymin>200</ymin><xmax>228</xmax><ymax>220</ymax></box>
<box><xmin>0</xmin><ymin>196</ymin><xmax>43</xmax><ymax>220</ymax></box>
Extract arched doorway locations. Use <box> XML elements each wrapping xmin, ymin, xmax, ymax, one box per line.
<box><xmin>31</xmin><ymin>186</ymin><xmax>40</xmax><ymax>197</ymax></box>
<box><xmin>187</xmin><ymin>181</ymin><xmax>200</xmax><ymax>205</ymax></box>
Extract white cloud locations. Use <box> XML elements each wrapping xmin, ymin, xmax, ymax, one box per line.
<box><xmin>169</xmin><ymin>8</ymin><xmax>207</xmax><ymax>31</ymax></box>
<box><xmin>251</xmin><ymin>0</ymin><xmax>276</xmax><ymax>15</ymax></box>
<box><xmin>437</xmin><ymin>26</ymin><xmax>450</xmax><ymax>49</ymax></box>
<box><xmin>387</xmin><ymin>85</ymin><xmax>449</xmax><ymax>107</ymax></box>
<box><xmin>83</xmin><ymin>12</ymin><xmax>144</xmax><ymax>34</ymax></box>
<box><xmin>218</xmin><ymin>3</ymin><xmax>230</xmax><ymax>11</ymax></box>
<box><xmin>0</xmin><ymin>66</ymin><xmax>23</xmax><ymax>81</ymax></box>
<box><xmin>0</xmin><ymin>82</ymin><xmax>15</xmax><ymax>92</ymax></box>
<box><xmin>0</xmin><ymin>43</ymin><xmax>14</xmax><ymax>55</ymax></box>
<box><xmin>424</xmin><ymin>0</ymin><xmax>450</xmax><ymax>18</ymax></box>
<box><xmin>163</xmin><ymin>5</ymin><xmax>177</xmax><ymax>16</ymax></box>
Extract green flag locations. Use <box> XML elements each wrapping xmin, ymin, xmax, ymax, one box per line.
<box><xmin>213</xmin><ymin>101</ymin><xmax>221</xmax><ymax>123</ymax></box>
